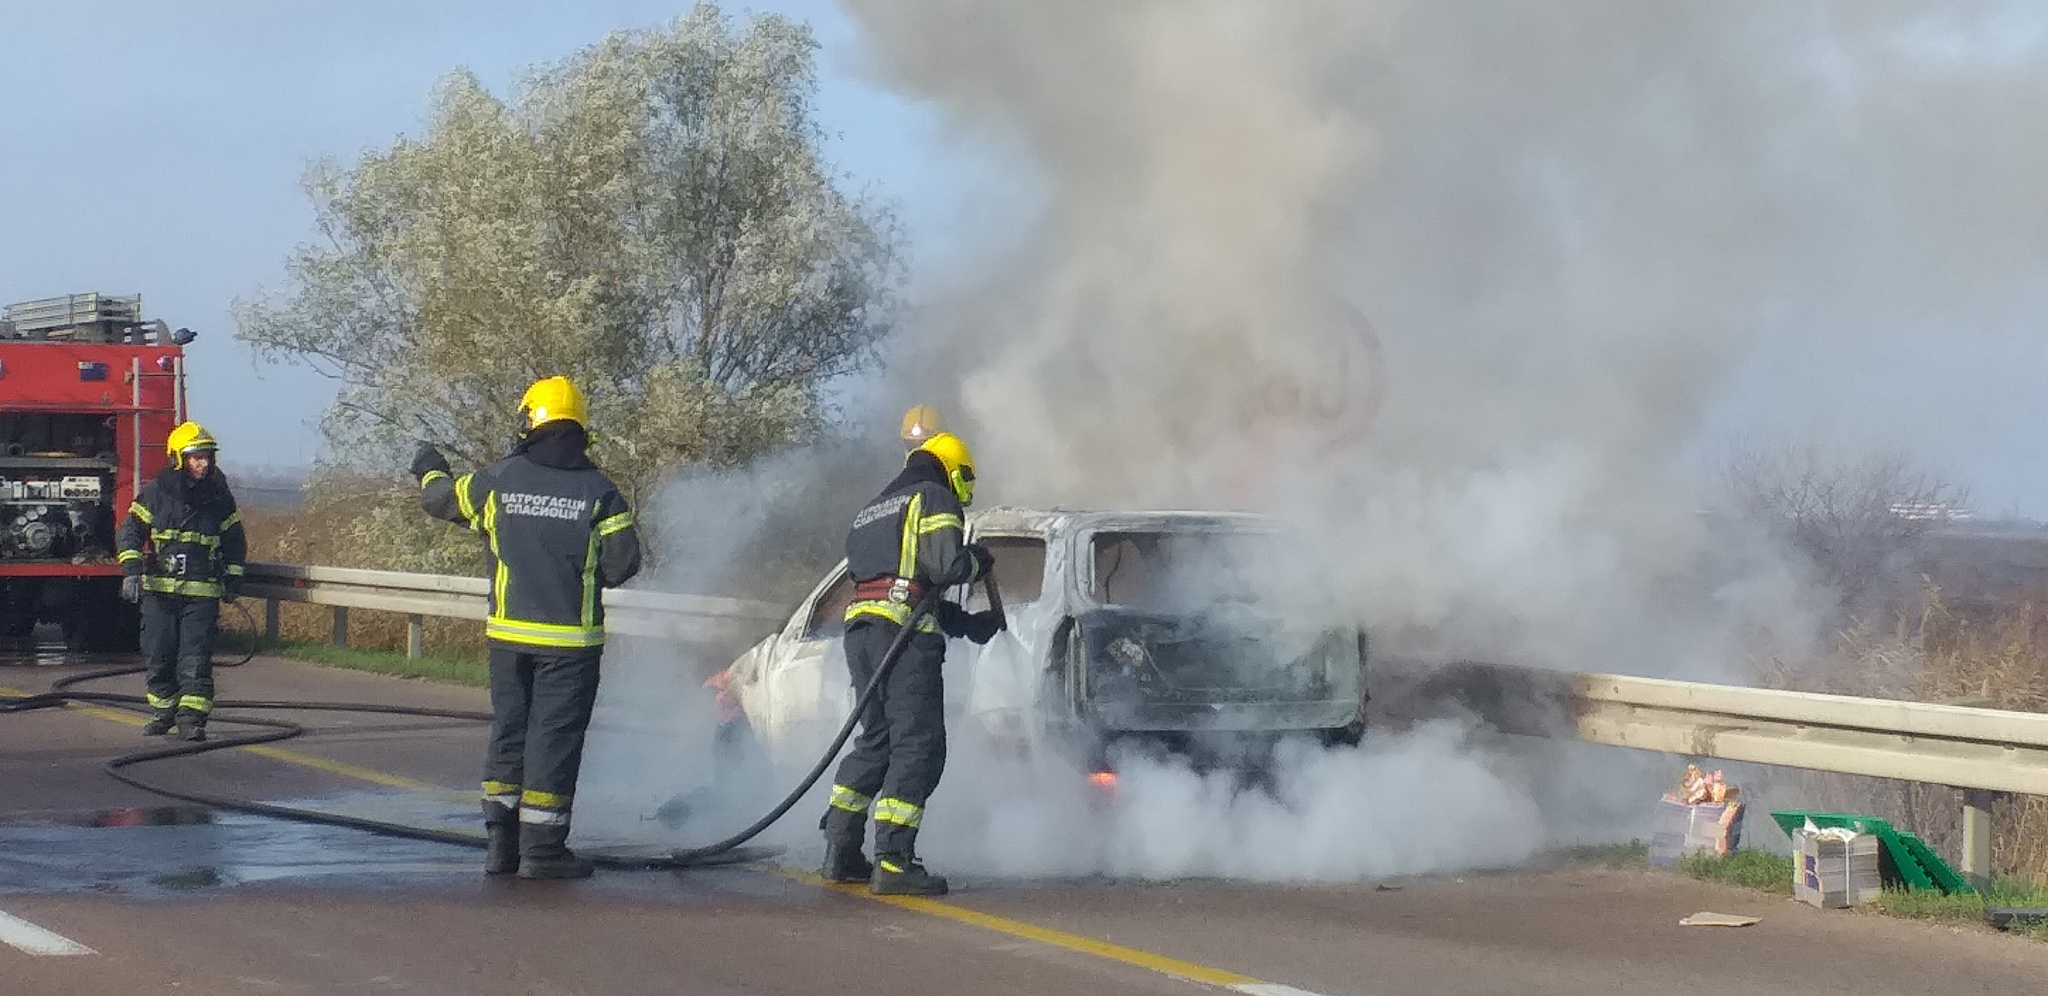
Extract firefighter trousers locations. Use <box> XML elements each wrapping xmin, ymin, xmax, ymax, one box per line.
<box><xmin>142</xmin><ymin>593</ymin><xmax>219</xmax><ymax>716</ymax></box>
<box><xmin>480</xmin><ymin>645</ymin><xmax>603</xmax><ymax>843</ymax></box>
<box><xmin>826</xmin><ymin>620</ymin><xmax>947</xmax><ymax>859</ymax></box>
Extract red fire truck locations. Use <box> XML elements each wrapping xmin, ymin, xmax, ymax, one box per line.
<box><xmin>0</xmin><ymin>293</ymin><xmax>196</xmax><ymax>651</ymax></box>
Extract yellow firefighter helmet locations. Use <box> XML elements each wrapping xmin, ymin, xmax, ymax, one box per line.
<box><xmin>519</xmin><ymin>375</ymin><xmax>589</xmax><ymax>432</ymax></box>
<box><xmin>900</xmin><ymin>404</ymin><xmax>943</xmax><ymax>447</ymax></box>
<box><xmin>915</xmin><ymin>431</ymin><xmax>977</xmax><ymax>506</ymax></box>
<box><xmin>165</xmin><ymin>421</ymin><xmax>217</xmax><ymax>469</ymax></box>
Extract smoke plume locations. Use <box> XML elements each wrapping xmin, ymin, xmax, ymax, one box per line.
<box><xmin>581</xmin><ymin>2</ymin><xmax>2048</xmax><ymax>879</ymax></box>
<box><xmin>842</xmin><ymin>0</ymin><xmax>2048</xmax><ymax>668</ymax></box>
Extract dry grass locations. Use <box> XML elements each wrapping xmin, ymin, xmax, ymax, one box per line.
<box><xmin>1760</xmin><ymin>582</ymin><xmax>2048</xmax><ymax>886</ymax></box>
<box><xmin>238</xmin><ymin>504</ymin><xmax>488</xmax><ymax>664</ymax></box>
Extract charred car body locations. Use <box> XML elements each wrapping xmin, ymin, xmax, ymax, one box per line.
<box><xmin>717</xmin><ymin>507</ymin><xmax>1368</xmax><ymax>778</ymax></box>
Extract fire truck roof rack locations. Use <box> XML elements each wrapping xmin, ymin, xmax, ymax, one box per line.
<box><xmin>0</xmin><ymin>293</ymin><xmax>194</xmax><ymax>345</ymax></box>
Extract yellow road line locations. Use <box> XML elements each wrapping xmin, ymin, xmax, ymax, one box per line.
<box><xmin>781</xmin><ymin>869</ymin><xmax>1264</xmax><ymax>988</ymax></box>
<box><xmin>11</xmin><ymin>687</ymin><xmax>1304</xmax><ymax>992</ymax></box>
<box><xmin>1</xmin><ymin>684</ymin><xmax>464</xmax><ymax>799</ymax></box>
<box><xmin>238</xmin><ymin>745</ymin><xmax>453</xmax><ymax>794</ymax></box>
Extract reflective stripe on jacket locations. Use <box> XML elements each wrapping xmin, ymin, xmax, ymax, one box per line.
<box><xmin>843</xmin><ymin>453</ymin><xmax>981</xmax><ymax>634</ymax></box>
<box><xmin>115</xmin><ymin>467</ymin><xmax>245</xmax><ymax>600</ymax></box>
<box><xmin>420</xmin><ymin>432</ymin><xmax>641</xmax><ymax>650</ymax></box>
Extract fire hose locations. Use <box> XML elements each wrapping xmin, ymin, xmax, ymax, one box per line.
<box><xmin>0</xmin><ymin>583</ymin><xmax>960</xmax><ymax>871</ymax></box>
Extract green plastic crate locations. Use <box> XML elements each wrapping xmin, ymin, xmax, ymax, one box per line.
<box><xmin>1769</xmin><ymin>810</ymin><xmax>1975</xmax><ymax>895</ymax></box>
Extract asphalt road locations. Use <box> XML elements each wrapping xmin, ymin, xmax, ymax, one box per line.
<box><xmin>3</xmin><ymin>651</ymin><xmax>2044</xmax><ymax>996</ymax></box>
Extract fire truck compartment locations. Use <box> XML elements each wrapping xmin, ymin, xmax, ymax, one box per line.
<box><xmin>0</xmin><ymin>413</ymin><xmax>117</xmax><ymax>563</ymax></box>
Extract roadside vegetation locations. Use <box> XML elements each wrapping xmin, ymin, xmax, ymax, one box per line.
<box><xmin>1729</xmin><ymin>445</ymin><xmax>2048</xmax><ymax>886</ymax></box>
<box><xmin>218</xmin><ymin>629</ymin><xmax>487</xmax><ymax>688</ymax></box>
<box><xmin>1676</xmin><ymin>849</ymin><xmax>1792</xmax><ymax>892</ymax></box>
<box><xmin>233</xmin><ymin>4</ymin><xmax>902</xmax><ymax>576</ymax></box>
<box><xmin>1673</xmin><ymin>849</ymin><xmax>2048</xmax><ymax>941</ymax></box>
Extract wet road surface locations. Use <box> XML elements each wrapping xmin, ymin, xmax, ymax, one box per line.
<box><xmin>4</xmin><ymin>650</ymin><xmax>2046</xmax><ymax>995</ymax></box>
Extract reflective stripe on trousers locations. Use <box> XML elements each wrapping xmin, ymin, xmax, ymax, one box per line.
<box><xmin>482</xmin><ymin>646</ymin><xmax>602</xmax><ymax>833</ymax></box>
<box><xmin>829</xmin><ymin>784</ymin><xmax>873</xmax><ymax>814</ymax></box>
<box><xmin>481</xmin><ymin>779</ymin><xmax>521</xmax><ymax>811</ymax></box>
<box><xmin>142</xmin><ymin>594</ymin><xmax>218</xmax><ymax>716</ymax></box>
<box><xmin>873</xmin><ymin>796</ymin><xmax>924</xmax><ymax>828</ymax></box>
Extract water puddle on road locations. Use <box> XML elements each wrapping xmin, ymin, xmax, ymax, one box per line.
<box><xmin>0</xmin><ymin>637</ymin><xmax>120</xmax><ymax>669</ymax></box>
<box><xmin>0</xmin><ymin>791</ymin><xmax>485</xmax><ymax>896</ymax></box>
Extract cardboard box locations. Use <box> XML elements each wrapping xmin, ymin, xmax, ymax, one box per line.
<box><xmin>1794</xmin><ymin>826</ymin><xmax>1882</xmax><ymax>908</ymax></box>
<box><xmin>1648</xmin><ymin>798</ymin><xmax>1745</xmax><ymax>867</ymax></box>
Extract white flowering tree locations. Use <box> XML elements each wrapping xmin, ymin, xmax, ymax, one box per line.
<box><xmin>237</xmin><ymin>4</ymin><xmax>902</xmax><ymax>523</ymax></box>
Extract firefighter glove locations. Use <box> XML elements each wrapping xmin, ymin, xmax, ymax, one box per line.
<box><xmin>222</xmin><ymin>575</ymin><xmax>242</xmax><ymax>603</ymax></box>
<box><xmin>967</xmin><ymin>542</ymin><xmax>996</xmax><ymax>581</ymax></box>
<box><xmin>410</xmin><ymin>443</ymin><xmax>451</xmax><ymax>482</ymax></box>
<box><xmin>120</xmin><ymin>575</ymin><xmax>142</xmax><ymax>603</ymax></box>
<box><xmin>963</xmin><ymin>608</ymin><xmax>1006</xmax><ymax>645</ymax></box>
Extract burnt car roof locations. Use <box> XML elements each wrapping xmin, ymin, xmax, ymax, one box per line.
<box><xmin>967</xmin><ymin>506</ymin><xmax>1272</xmax><ymax>536</ymax></box>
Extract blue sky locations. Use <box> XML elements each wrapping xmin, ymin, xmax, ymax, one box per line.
<box><xmin>0</xmin><ymin>0</ymin><xmax>988</xmax><ymax>469</ymax></box>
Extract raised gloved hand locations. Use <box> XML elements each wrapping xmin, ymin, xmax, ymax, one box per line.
<box><xmin>409</xmin><ymin>443</ymin><xmax>451</xmax><ymax>482</ymax></box>
<box><xmin>120</xmin><ymin>574</ymin><xmax>142</xmax><ymax>603</ymax></box>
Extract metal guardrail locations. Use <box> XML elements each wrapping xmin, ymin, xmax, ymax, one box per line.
<box><xmin>1570</xmin><ymin>670</ymin><xmax>2048</xmax><ymax>796</ymax></box>
<box><xmin>1569</xmin><ymin>669</ymin><xmax>2048</xmax><ymax>889</ymax></box>
<box><xmin>1405</xmin><ymin>660</ymin><xmax>2048</xmax><ymax>889</ymax></box>
<box><xmin>241</xmin><ymin>562</ymin><xmax>788</xmax><ymax>656</ymax></box>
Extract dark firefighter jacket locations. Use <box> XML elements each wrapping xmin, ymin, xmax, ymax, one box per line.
<box><xmin>844</xmin><ymin>451</ymin><xmax>986</xmax><ymax>634</ymax></box>
<box><xmin>420</xmin><ymin>423</ymin><xmax>642</xmax><ymax>650</ymax></box>
<box><xmin>116</xmin><ymin>466</ymin><xmax>246</xmax><ymax>599</ymax></box>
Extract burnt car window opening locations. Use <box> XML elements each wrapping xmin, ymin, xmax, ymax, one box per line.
<box><xmin>1080</xmin><ymin>611</ymin><xmax>1362</xmax><ymax>725</ymax></box>
<box><xmin>803</xmin><ymin>571</ymin><xmax>857</xmax><ymax>640</ymax></box>
<box><xmin>1089</xmin><ymin>530</ymin><xmax>1271</xmax><ymax>613</ymax></box>
<box><xmin>963</xmin><ymin>535</ymin><xmax>1046</xmax><ymax>610</ymax></box>
<box><xmin>1080</xmin><ymin>528</ymin><xmax>1360</xmax><ymax>727</ymax></box>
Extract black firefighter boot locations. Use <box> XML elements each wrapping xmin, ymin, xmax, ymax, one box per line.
<box><xmin>174</xmin><ymin>708</ymin><xmax>207</xmax><ymax>742</ymax></box>
<box><xmin>482</xmin><ymin>802</ymin><xmax>519</xmax><ymax>876</ymax></box>
<box><xmin>871</xmin><ymin>823</ymin><xmax>947</xmax><ymax>896</ymax></box>
<box><xmin>142</xmin><ymin>709</ymin><xmax>177</xmax><ymax>737</ymax></box>
<box><xmin>820</xmin><ymin>807</ymin><xmax>873</xmax><ymax>884</ymax></box>
<box><xmin>516</xmin><ymin>821</ymin><xmax>594</xmax><ymax>880</ymax></box>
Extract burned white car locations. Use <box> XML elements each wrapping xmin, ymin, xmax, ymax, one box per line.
<box><xmin>715</xmin><ymin>507</ymin><xmax>1369</xmax><ymax>776</ymax></box>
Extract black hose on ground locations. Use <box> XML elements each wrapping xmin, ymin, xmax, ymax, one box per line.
<box><xmin>216</xmin><ymin>597</ymin><xmax>259</xmax><ymax>667</ymax></box>
<box><xmin>0</xmin><ymin>587</ymin><xmax>944</xmax><ymax>872</ymax></box>
<box><xmin>661</xmin><ymin>585</ymin><xmax>944</xmax><ymax>864</ymax></box>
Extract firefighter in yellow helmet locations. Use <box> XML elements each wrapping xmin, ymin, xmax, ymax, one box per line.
<box><xmin>899</xmin><ymin>404</ymin><xmax>942</xmax><ymax>449</ymax></box>
<box><xmin>410</xmin><ymin>376</ymin><xmax>643</xmax><ymax>879</ymax></box>
<box><xmin>821</xmin><ymin>430</ymin><xmax>1004</xmax><ymax>895</ymax></box>
<box><xmin>115</xmin><ymin>421</ymin><xmax>246</xmax><ymax>741</ymax></box>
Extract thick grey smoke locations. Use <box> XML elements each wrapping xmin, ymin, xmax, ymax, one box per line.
<box><xmin>840</xmin><ymin>0</ymin><xmax>2048</xmax><ymax>668</ymax></box>
<box><xmin>803</xmin><ymin>0</ymin><xmax>2048</xmax><ymax>876</ymax></box>
<box><xmin>580</xmin><ymin>2</ymin><xmax>2048</xmax><ymax>877</ymax></box>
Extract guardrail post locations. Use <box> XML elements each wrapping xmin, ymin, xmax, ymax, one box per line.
<box><xmin>264</xmin><ymin>598</ymin><xmax>279</xmax><ymax>644</ymax></box>
<box><xmin>331</xmin><ymin>606</ymin><xmax>348</xmax><ymax>649</ymax></box>
<box><xmin>406</xmin><ymin>615</ymin><xmax>424</xmax><ymax>660</ymax></box>
<box><xmin>1962</xmin><ymin>789</ymin><xmax>1994</xmax><ymax>892</ymax></box>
